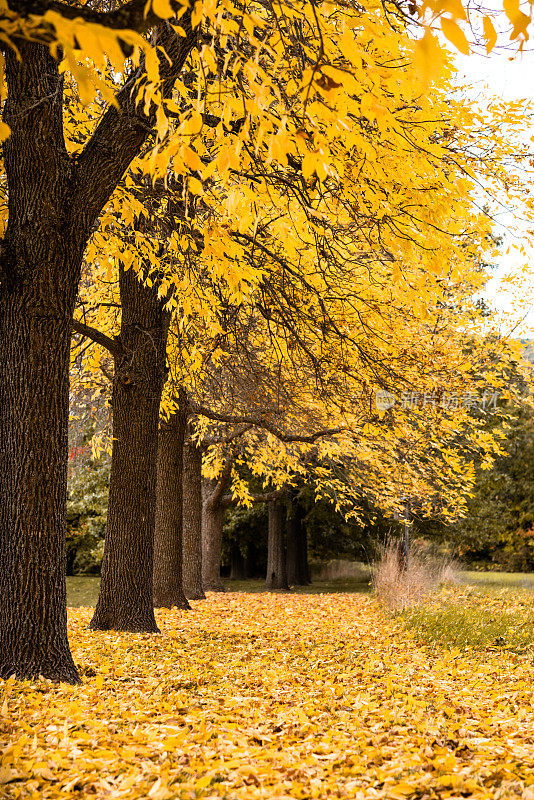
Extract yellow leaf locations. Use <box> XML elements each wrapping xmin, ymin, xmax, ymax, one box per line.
<box><xmin>413</xmin><ymin>30</ymin><xmax>446</xmax><ymax>86</ymax></box>
<box><xmin>183</xmin><ymin>146</ymin><xmax>203</xmax><ymax>171</ymax></box>
<box><xmin>440</xmin><ymin>17</ymin><xmax>470</xmax><ymax>54</ymax></box>
<box><xmin>437</xmin><ymin>0</ymin><xmax>467</xmax><ymax>21</ymax></box>
<box><xmin>95</xmin><ymin>674</ymin><xmax>104</xmax><ymax>690</ymax></box>
<box><xmin>389</xmin><ymin>782</ymin><xmax>418</xmax><ymax>799</ymax></box>
<box><xmin>191</xmin><ymin>0</ymin><xmax>203</xmax><ymax>27</ymax></box>
<box><xmin>504</xmin><ymin>0</ymin><xmax>530</xmax><ymax>39</ymax></box>
<box><xmin>188</xmin><ymin>176</ymin><xmax>203</xmax><ymax>194</ymax></box>
<box><xmin>482</xmin><ymin>15</ymin><xmax>497</xmax><ymax>53</ymax></box>
<box><xmin>153</xmin><ymin>0</ymin><xmax>175</xmax><ymax>18</ymax></box>
<box><xmin>0</xmin><ymin>768</ymin><xmax>20</xmax><ymax>785</ymax></box>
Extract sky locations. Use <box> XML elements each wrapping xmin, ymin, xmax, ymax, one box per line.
<box><xmin>447</xmin><ymin>10</ymin><xmax>534</xmax><ymax>336</ymax></box>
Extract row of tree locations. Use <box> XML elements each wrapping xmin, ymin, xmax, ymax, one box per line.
<box><xmin>0</xmin><ymin>0</ymin><xmax>531</xmax><ymax>683</ymax></box>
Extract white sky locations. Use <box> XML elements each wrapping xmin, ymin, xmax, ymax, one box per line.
<box><xmin>445</xmin><ymin>9</ymin><xmax>534</xmax><ymax>336</ymax></box>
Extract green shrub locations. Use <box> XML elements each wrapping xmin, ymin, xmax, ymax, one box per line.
<box><xmin>67</xmin><ymin>456</ymin><xmax>109</xmax><ymax>575</ymax></box>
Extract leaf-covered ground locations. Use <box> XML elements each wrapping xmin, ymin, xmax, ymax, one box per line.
<box><xmin>2</xmin><ymin>591</ymin><xmax>534</xmax><ymax>799</ymax></box>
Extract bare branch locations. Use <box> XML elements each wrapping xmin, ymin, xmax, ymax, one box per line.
<box><xmin>203</xmin><ymin>423</ymin><xmax>254</xmax><ymax>447</ymax></box>
<box><xmin>72</xmin><ymin>319</ymin><xmax>120</xmax><ymax>357</ymax></box>
<box><xmin>220</xmin><ymin>488</ymin><xmax>284</xmax><ymax>509</ymax></box>
<box><xmin>192</xmin><ymin>402</ymin><xmax>344</xmax><ymax>443</ymax></box>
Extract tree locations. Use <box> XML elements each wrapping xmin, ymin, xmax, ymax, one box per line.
<box><xmin>202</xmin><ymin>460</ymin><xmax>234</xmax><ymax>591</ymax></box>
<box><xmin>153</xmin><ymin>399</ymin><xmax>191</xmax><ymax>609</ymax></box>
<box><xmin>2</xmin><ymin>0</ymin><xmax>355</xmax><ymax>681</ymax></box>
<box><xmin>182</xmin><ymin>426</ymin><xmax>206</xmax><ymax>599</ymax></box>
<box><xmin>266</xmin><ymin>497</ymin><xmax>290</xmax><ymax>590</ymax></box>
<box><xmin>0</xmin><ymin>0</ymin><xmax>205</xmax><ymax>678</ymax></box>
<box><xmin>4</xmin><ymin>0</ymin><xmax>526</xmax><ymax>679</ymax></box>
<box><xmin>286</xmin><ymin>489</ymin><xmax>310</xmax><ymax>586</ymax></box>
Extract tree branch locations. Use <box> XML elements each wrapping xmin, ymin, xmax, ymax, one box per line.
<box><xmin>220</xmin><ymin>488</ymin><xmax>284</xmax><ymax>509</ymax></box>
<box><xmin>72</xmin><ymin>319</ymin><xmax>120</xmax><ymax>357</ymax></box>
<box><xmin>72</xmin><ymin>15</ymin><xmax>197</xmax><ymax>239</ymax></box>
<box><xmin>8</xmin><ymin>0</ymin><xmax>182</xmax><ymax>33</ymax></box>
<box><xmin>205</xmin><ymin>456</ymin><xmax>234</xmax><ymax>511</ymax></box>
<box><xmin>191</xmin><ymin>402</ymin><xmax>344</xmax><ymax>444</ymax></box>
<box><xmin>203</xmin><ymin>423</ymin><xmax>254</xmax><ymax>447</ymax></box>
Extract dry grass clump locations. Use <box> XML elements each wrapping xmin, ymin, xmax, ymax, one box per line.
<box><xmin>372</xmin><ymin>540</ymin><xmax>457</xmax><ymax>612</ymax></box>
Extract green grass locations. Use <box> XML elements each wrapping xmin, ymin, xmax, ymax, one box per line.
<box><xmin>67</xmin><ymin>576</ymin><xmax>101</xmax><ymax>608</ymax></box>
<box><xmin>66</xmin><ymin>576</ymin><xmax>371</xmax><ymax>607</ymax></box>
<box><xmin>460</xmin><ymin>570</ymin><xmax>534</xmax><ymax>589</ymax></box>
<box><xmin>402</xmin><ymin>604</ymin><xmax>534</xmax><ymax>651</ymax></box>
<box><xmin>398</xmin><ymin>571</ymin><xmax>534</xmax><ymax>652</ymax></box>
<box><xmin>67</xmin><ymin>570</ymin><xmax>534</xmax><ymax>608</ymax></box>
<box><xmin>224</xmin><ymin>577</ymin><xmax>371</xmax><ymax>594</ymax></box>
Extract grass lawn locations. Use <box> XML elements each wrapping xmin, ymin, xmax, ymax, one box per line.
<box><xmin>401</xmin><ymin>585</ymin><xmax>534</xmax><ymax>651</ymax></box>
<box><xmin>66</xmin><ymin>575</ymin><xmax>372</xmax><ymax>607</ymax></box>
<box><xmin>460</xmin><ymin>570</ymin><xmax>534</xmax><ymax>588</ymax></box>
<box><xmin>66</xmin><ymin>570</ymin><xmax>534</xmax><ymax>608</ymax></box>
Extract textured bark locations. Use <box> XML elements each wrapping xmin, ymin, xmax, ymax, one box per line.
<box><xmin>0</xmin><ymin>21</ymin><xmax>197</xmax><ymax>679</ymax></box>
<box><xmin>90</xmin><ymin>267</ymin><xmax>169</xmax><ymax>632</ymax></box>
<box><xmin>182</xmin><ymin>438</ymin><xmax>205</xmax><ymax>599</ymax></box>
<box><xmin>266</xmin><ymin>499</ymin><xmax>289</xmax><ymax>590</ymax></box>
<box><xmin>153</xmin><ymin>405</ymin><xmax>190</xmax><ymax>609</ymax></box>
<box><xmin>0</xmin><ymin>43</ymin><xmax>82</xmax><ymax>683</ymax></box>
<box><xmin>202</xmin><ymin>478</ymin><xmax>227</xmax><ymax>592</ymax></box>
<box><xmin>286</xmin><ymin>497</ymin><xmax>311</xmax><ymax>586</ymax></box>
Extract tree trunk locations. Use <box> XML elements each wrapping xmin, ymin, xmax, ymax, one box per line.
<box><xmin>153</xmin><ymin>402</ymin><xmax>190</xmax><ymax>609</ymax></box>
<box><xmin>266</xmin><ymin>498</ymin><xmax>289</xmax><ymax>590</ymax></box>
<box><xmin>0</xmin><ymin>297</ymin><xmax>81</xmax><ymax>682</ymax></box>
<box><xmin>244</xmin><ymin>540</ymin><xmax>262</xmax><ymax>578</ymax></box>
<box><xmin>0</xmin><ymin>42</ymin><xmax>81</xmax><ymax>683</ymax></box>
<box><xmin>90</xmin><ymin>266</ymin><xmax>169</xmax><ymax>632</ymax></box>
<box><xmin>202</xmin><ymin>479</ymin><xmax>226</xmax><ymax>592</ymax></box>
<box><xmin>230</xmin><ymin>544</ymin><xmax>246</xmax><ymax>580</ymax></box>
<box><xmin>286</xmin><ymin>497</ymin><xmax>311</xmax><ymax>585</ymax></box>
<box><xmin>0</xmin><ymin>24</ymin><xmax>197</xmax><ymax>679</ymax></box>
<box><xmin>182</xmin><ymin>437</ymin><xmax>205</xmax><ymax>599</ymax></box>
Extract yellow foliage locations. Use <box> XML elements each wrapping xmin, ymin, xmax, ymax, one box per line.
<box><xmin>2</xmin><ymin>592</ymin><xmax>534</xmax><ymax>798</ymax></box>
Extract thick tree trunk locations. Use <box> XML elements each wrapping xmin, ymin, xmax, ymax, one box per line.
<box><xmin>0</xmin><ymin>24</ymin><xmax>197</xmax><ymax>680</ymax></box>
<box><xmin>90</xmin><ymin>267</ymin><xmax>168</xmax><ymax>632</ymax></box>
<box><xmin>153</xmin><ymin>404</ymin><xmax>190</xmax><ymax>609</ymax></box>
<box><xmin>286</xmin><ymin>498</ymin><xmax>311</xmax><ymax>585</ymax></box>
<box><xmin>182</xmin><ymin>438</ymin><xmax>205</xmax><ymax>599</ymax></box>
<box><xmin>202</xmin><ymin>479</ymin><xmax>226</xmax><ymax>592</ymax></box>
<box><xmin>0</xmin><ymin>43</ymin><xmax>81</xmax><ymax>683</ymax></box>
<box><xmin>0</xmin><ymin>299</ymin><xmax>81</xmax><ymax>682</ymax></box>
<box><xmin>266</xmin><ymin>498</ymin><xmax>289</xmax><ymax>590</ymax></box>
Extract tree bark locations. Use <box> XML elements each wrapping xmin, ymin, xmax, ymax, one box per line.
<box><xmin>182</xmin><ymin>437</ymin><xmax>205</xmax><ymax>599</ymax></box>
<box><xmin>90</xmin><ymin>266</ymin><xmax>169</xmax><ymax>632</ymax></box>
<box><xmin>202</xmin><ymin>478</ymin><xmax>227</xmax><ymax>592</ymax></box>
<box><xmin>286</xmin><ymin>496</ymin><xmax>310</xmax><ymax>585</ymax></box>
<box><xmin>266</xmin><ymin>498</ymin><xmax>289</xmax><ymax>590</ymax></box>
<box><xmin>0</xmin><ymin>42</ymin><xmax>82</xmax><ymax>683</ymax></box>
<box><xmin>230</xmin><ymin>544</ymin><xmax>246</xmax><ymax>580</ymax></box>
<box><xmin>0</xmin><ymin>22</ymin><xmax>197</xmax><ymax>679</ymax></box>
<box><xmin>153</xmin><ymin>403</ymin><xmax>190</xmax><ymax>609</ymax></box>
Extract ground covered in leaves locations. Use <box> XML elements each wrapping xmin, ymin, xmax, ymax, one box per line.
<box><xmin>2</xmin><ymin>590</ymin><xmax>534</xmax><ymax>799</ymax></box>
